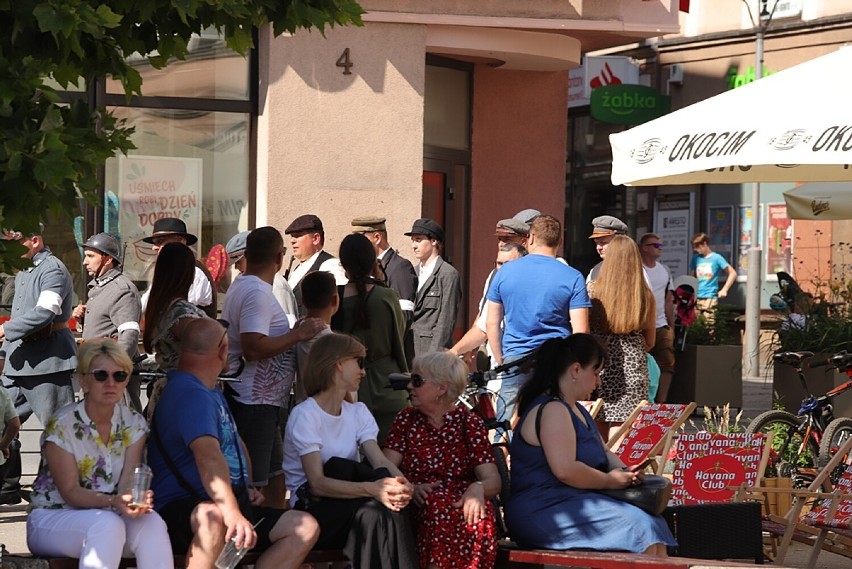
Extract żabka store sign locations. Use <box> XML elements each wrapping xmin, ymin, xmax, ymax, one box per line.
<box><xmin>591</xmin><ymin>84</ymin><xmax>671</xmax><ymax>125</ymax></box>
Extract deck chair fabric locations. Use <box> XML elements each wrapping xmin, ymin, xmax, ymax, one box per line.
<box><xmin>774</xmin><ymin>437</ymin><xmax>852</xmax><ymax>568</ymax></box>
<box><xmin>670</xmin><ymin>431</ymin><xmax>770</xmax><ymax>505</ymax></box>
<box><xmin>664</xmin><ymin>431</ymin><xmax>771</xmax><ymax>563</ymax></box>
<box><xmin>608</xmin><ymin>401</ymin><xmax>696</xmax><ymax>474</ymax></box>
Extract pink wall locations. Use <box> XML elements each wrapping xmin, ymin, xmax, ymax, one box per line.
<box><xmin>468</xmin><ymin>66</ymin><xmax>568</xmax><ymax>318</ymax></box>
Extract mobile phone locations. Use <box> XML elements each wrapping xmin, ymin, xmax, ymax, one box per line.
<box><xmin>631</xmin><ymin>457</ymin><xmax>656</xmax><ymax>471</ymax></box>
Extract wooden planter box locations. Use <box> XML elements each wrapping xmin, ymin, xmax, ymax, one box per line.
<box><xmin>670</xmin><ymin>344</ymin><xmax>743</xmax><ymax>408</ymax></box>
<box><xmin>772</xmin><ymin>357</ymin><xmax>852</xmax><ymax>417</ymax></box>
<box><xmin>762</xmin><ymin>476</ymin><xmax>793</xmax><ymax>518</ymax></box>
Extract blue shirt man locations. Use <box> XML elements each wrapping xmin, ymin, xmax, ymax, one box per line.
<box><xmin>485</xmin><ymin>215</ymin><xmax>591</xmax><ymax>428</ymax></box>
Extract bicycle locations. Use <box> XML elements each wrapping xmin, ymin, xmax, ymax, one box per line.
<box><xmin>811</xmin><ymin>351</ymin><xmax>852</xmax><ymax>484</ymax></box>
<box><xmin>745</xmin><ymin>351</ymin><xmax>852</xmax><ymax>488</ymax></box>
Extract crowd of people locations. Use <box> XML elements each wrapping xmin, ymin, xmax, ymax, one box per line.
<box><xmin>0</xmin><ymin>207</ymin><xmax>731</xmax><ymax>568</ymax></box>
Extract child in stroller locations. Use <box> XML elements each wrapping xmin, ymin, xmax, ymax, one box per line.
<box><xmin>672</xmin><ymin>275</ymin><xmax>698</xmax><ymax>351</ymax></box>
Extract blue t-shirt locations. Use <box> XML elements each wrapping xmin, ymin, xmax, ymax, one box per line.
<box><xmin>486</xmin><ymin>254</ymin><xmax>591</xmax><ymax>357</ymax></box>
<box><xmin>689</xmin><ymin>251</ymin><xmax>730</xmax><ymax>299</ymax></box>
<box><xmin>149</xmin><ymin>370</ymin><xmax>248</xmax><ymax>510</ymax></box>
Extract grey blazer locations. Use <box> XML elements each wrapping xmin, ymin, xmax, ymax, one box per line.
<box><xmin>0</xmin><ymin>249</ymin><xmax>77</xmax><ymax>377</ymax></box>
<box><xmin>412</xmin><ymin>257</ymin><xmax>462</xmax><ymax>356</ymax></box>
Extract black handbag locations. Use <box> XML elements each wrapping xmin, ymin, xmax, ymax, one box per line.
<box><xmin>598</xmin><ymin>474</ymin><xmax>672</xmax><ymax>516</ymax></box>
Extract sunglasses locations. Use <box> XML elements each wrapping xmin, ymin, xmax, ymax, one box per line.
<box><xmin>355</xmin><ymin>356</ymin><xmax>366</xmax><ymax>369</ymax></box>
<box><xmin>645</xmin><ymin>243</ymin><xmax>663</xmax><ymax>249</ymax></box>
<box><xmin>409</xmin><ymin>373</ymin><xmax>427</xmax><ymax>388</ymax></box>
<box><xmin>88</xmin><ymin>370</ymin><xmax>130</xmax><ymax>383</ymax></box>
<box><xmin>216</xmin><ymin>319</ymin><xmax>230</xmax><ymax>346</ymax></box>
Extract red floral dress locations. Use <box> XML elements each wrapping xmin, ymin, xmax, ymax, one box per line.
<box><xmin>385</xmin><ymin>406</ymin><xmax>498</xmax><ymax>569</ymax></box>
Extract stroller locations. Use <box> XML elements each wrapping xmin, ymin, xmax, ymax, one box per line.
<box><xmin>672</xmin><ymin>275</ymin><xmax>698</xmax><ymax>351</ymax></box>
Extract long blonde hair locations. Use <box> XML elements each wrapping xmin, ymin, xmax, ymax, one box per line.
<box><xmin>591</xmin><ymin>235</ymin><xmax>654</xmax><ymax>334</ymax></box>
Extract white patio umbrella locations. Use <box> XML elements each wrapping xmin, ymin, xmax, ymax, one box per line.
<box><xmin>609</xmin><ymin>45</ymin><xmax>852</xmax><ymax>384</ymax></box>
<box><xmin>783</xmin><ymin>182</ymin><xmax>852</xmax><ymax>220</ymax></box>
<box><xmin>610</xmin><ymin>46</ymin><xmax>852</xmax><ymax>187</ymax></box>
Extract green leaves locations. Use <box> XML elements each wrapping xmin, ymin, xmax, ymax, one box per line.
<box><xmin>0</xmin><ymin>0</ymin><xmax>364</xmax><ymax>272</ymax></box>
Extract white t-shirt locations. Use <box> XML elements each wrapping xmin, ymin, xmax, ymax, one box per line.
<box><xmin>283</xmin><ymin>397</ymin><xmax>379</xmax><ymax>507</ymax></box>
<box><xmin>221</xmin><ymin>274</ymin><xmax>295</xmax><ymax>407</ymax></box>
<box><xmin>644</xmin><ymin>262</ymin><xmax>673</xmax><ymax>328</ymax></box>
<box><xmin>273</xmin><ymin>273</ymin><xmax>298</xmax><ymax>326</ymax></box>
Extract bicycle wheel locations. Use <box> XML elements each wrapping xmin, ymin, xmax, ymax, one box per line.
<box><xmin>491</xmin><ymin>444</ymin><xmax>511</xmax><ymax>537</ymax></box>
<box><xmin>818</xmin><ymin>417</ymin><xmax>852</xmax><ymax>485</ymax></box>
<box><xmin>745</xmin><ymin>410</ymin><xmax>820</xmax><ymax>488</ymax></box>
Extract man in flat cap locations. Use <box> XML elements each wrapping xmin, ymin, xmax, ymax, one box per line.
<box><xmin>284</xmin><ymin>214</ymin><xmax>346</xmax><ymax>317</ymax></box>
<box><xmin>141</xmin><ymin>217</ymin><xmax>216</xmax><ymax>318</ymax></box>
<box><xmin>0</xmin><ymin>226</ymin><xmax>76</xmax><ymax>504</ymax></box>
<box><xmin>406</xmin><ymin>218</ymin><xmax>461</xmax><ymax>356</ymax></box>
<box><xmin>351</xmin><ymin>216</ymin><xmax>417</xmax><ymax>314</ymax></box>
<box><xmin>586</xmin><ymin>214</ymin><xmax>629</xmax><ymax>283</ymax></box>
<box><xmin>72</xmin><ymin>232</ymin><xmax>143</xmax><ymax>411</ymax></box>
<box><xmin>450</xmin><ymin>210</ymin><xmax>534</xmax><ymax>364</ymax></box>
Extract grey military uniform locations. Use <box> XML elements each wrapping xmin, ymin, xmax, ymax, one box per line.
<box><xmin>0</xmin><ymin>248</ymin><xmax>76</xmax><ymax>424</ymax></box>
<box><xmin>81</xmin><ymin>267</ymin><xmax>141</xmax><ymax>358</ymax></box>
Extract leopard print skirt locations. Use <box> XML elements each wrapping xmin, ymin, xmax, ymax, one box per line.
<box><xmin>593</xmin><ymin>330</ymin><xmax>649</xmax><ymax>422</ymax></box>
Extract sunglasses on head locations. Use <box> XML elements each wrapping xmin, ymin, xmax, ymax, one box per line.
<box><xmin>88</xmin><ymin>369</ymin><xmax>130</xmax><ymax>383</ymax></box>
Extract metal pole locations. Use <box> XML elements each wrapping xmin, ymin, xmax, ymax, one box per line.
<box><xmin>743</xmin><ymin>3</ymin><xmax>773</xmax><ymax>381</ymax></box>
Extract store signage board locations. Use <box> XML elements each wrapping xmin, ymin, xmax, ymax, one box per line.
<box><xmin>590</xmin><ymin>84</ymin><xmax>671</xmax><ymax>125</ymax></box>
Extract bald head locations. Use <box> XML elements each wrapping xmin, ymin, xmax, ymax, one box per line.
<box><xmin>178</xmin><ymin>318</ymin><xmax>228</xmax><ymax>385</ymax></box>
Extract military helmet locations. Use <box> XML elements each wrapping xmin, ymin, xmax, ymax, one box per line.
<box><xmin>83</xmin><ymin>233</ymin><xmax>122</xmax><ymax>264</ymax></box>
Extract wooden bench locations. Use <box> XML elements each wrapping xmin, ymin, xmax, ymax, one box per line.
<box><xmin>1</xmin><ymin>550</ymin><xmax>347</xmax><ymax>568</ymax></box>
<box><xmin>496</xmin><ymin>549</ymin><xmax>786</xmax><ymax>569</ymax></box>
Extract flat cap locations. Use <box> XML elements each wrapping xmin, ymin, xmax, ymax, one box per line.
<box><xmin>351</xmin><ymin>216</ymin><xmax>386</xmax><ymax>232</ymax></box>
<box><xmin>589</xmin><ymin>215</ymin><xmax>628</xmax><ymax>239</ymax></box>
<box><xmin>495</xmin><ymin>218</ymin><xmax>529</xmax><ymax>237</ymax></box>
<box><xmin>513</xmin><ymin>209</ymin><xmax>541</xmax><ymax>224</ymax></box>
<box><xmin>285</xmin><ymin>214</ymin><xmax>323</xmax><ymax>234</ymax></box>
<box><xmin>404</xmin><ymin>218</ymin><xmax>445</xmax><ymax>243</ymax></box>
<box><xmin>225</xmin><ymin>230</ymin><xmax>250</xmax><ymax>256</ymax></box>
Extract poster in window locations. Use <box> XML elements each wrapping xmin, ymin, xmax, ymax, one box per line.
<box><xmin>655</xmin><ymin>196</ymin><xmax>692</xmax><ymax>277</ymax></box>
<box><xmin>707</xmin><ymin>206</ymin><xmax>734</xmax><ymax>265</ymax></box>
<box><xmin>117</xmin><ymin>155</ymin><xmax>203</xmax><ymax>282</ymax></box>
<box><xmin>736</xmin><ymin>205</ymin><xmax>763</xmax><ymax>279</ymax></box>
<box><xmin>765</xmin><ymin>203</ymin><xmax>792</xmax><ymax>281</ymax></box>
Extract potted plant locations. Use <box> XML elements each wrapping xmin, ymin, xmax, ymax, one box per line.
<box><xmin>670</xmin><ymin>305</ymin><xmax>743</xmax><ymax>408</ymax></box>
<box><xmin>770</xmin><ymin>268</ymin><xmax>852</xmax><ymax>416</ymax></box>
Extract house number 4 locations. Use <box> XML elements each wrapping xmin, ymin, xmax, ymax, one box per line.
<box><xmin>336</xmin><ymin>48</ymin><xmax>353</xmax><ymax>75</ymax></box>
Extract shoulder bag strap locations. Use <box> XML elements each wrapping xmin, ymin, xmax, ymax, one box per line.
<box><xmin>150</xmin><ymin>413</ymin><xmax>204</xmax><ymax>501</ymax></box>
<box><xmin>533</xmin><ymin>396</ymin><xmax>562</xmax><ymax>441</ymax></box>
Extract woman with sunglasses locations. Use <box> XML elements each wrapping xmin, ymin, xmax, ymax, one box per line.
<box><xmin>283</xmin><ymin>333</ymin><xmax>417</xmax><ymax>568</ymax></box>
<box><xmin>26</xmin><ymin>339</ymin><xmax>174</xmax><ymax>568</ymax></box>
<box><xmin>335</xmin><ymin>233</ymin><xmax>409</xmax><ymax>442</ymax></box>
<box><xmin>383</xmin><ymin>351</ymin><xmax>501</xmax><ymax>569</ymax></box>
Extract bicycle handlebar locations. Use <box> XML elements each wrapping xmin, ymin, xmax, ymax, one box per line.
<box><xmin>773</xmin><ymin>351</ymin><xmax>814</xmax><ymax>367</ymax></box>
<box><xmin>809</xmin><ymin>351</ymin><xmax>852</xmax><ymax>370</ymax></box>
<box><xmin>388</xmin><ymin>350</ymin><xmax>538</xmax><ymax>391</ymax></box>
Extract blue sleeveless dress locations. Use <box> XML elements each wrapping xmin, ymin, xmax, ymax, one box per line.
<box><xmin>505</xmin><ymin>395</ymin><xmax>676</xmax><ymax>552</ymax></box>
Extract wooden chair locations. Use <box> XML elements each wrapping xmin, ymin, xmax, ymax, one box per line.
<box><xmin>606</xmin><ymin>401</ymin><xmax>696</xmax><ymax>475</ymax></box>
<box><xmin>664</xmin><ymin>431</ymin><xmax>772</xmax><ymax>562</ymax></box>
<box><xmin>772</xmin><ymin>437</ymin><xmax>852</xmax><ymax>568</ymax></box>
<box><xmin>579</xmin><ymin>398</ymin><xmax>604</xmax><ymax>420</ymax></box>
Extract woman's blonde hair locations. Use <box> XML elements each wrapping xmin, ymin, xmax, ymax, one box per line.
<box><xmin>591</xmin><ymin>235</ymin><xmax>655</xmax><ymax>334</ymax></box>
<box><xmin>77</xmin><ymin>339</ymin><xmax>133</xmax><ymax>376</ymax></box>
<box><xmin>412</xmin><ymin>351</ymin><xmax>467</xmax><ymax>401</ymax></box>
<box><xmin>303</xmin><ymin>333</ymin><xmax>366</xmax><ymax>397</ymax></box>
